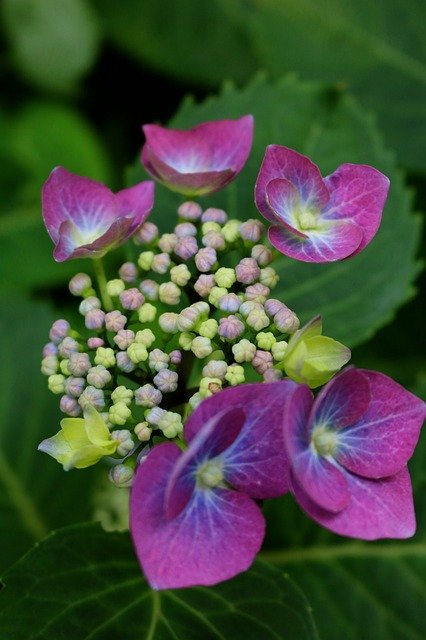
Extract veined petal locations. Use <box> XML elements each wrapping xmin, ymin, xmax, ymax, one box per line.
<box><xmin>335</xmin><ymin>370</ymin><xmax>426</xmax><ymax>478</ymax></box>
<box><xmin>265</xmin><ymin>178</ymin><xmax>307</xmax><ymax>237</ymax></box>
<box><xmin>292</xmin><ymin>466</ymin><xmax>416</xmax><ymax>540</ymax></box>
<box><xmin>323</xmin><ymin>164</ymin><xmax>390</xmax><ymax>253</ymax></box>
<box><xmin>268</xmin><ymin>217</ymin><xmax>363</xmax><ymax>263</ymax></box>
<box><xmin>130</xmin><ymin>443</ymin><xmax>265</xmax><ymax>590</ymax></box>
<box><xmin>53</xmin><ymin>216</ymin><xmax>135</xmax><ymax>262</ymax></box>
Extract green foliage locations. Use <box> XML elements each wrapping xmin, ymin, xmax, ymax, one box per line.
<box><xmin>131</xmin><ymin>75</ymin><xmax>421</xmax><ymax>347</ymax></box>
<box><xmin>2</xmin><ymin>0</ymin><xmax>101</xmax><ymax>92</ymax></box>
<box><xmin>0</xmin><ymin>523</ymin><xmax>318</xmax><ymax>640</ymax></box>
<box><xmin>0</xmin><ymin>299</ymin><xmax>98</xmax><ymax>570</ymax></box>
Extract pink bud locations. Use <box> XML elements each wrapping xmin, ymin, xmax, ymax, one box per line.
<box><xmin>177</xmin><ymin>201</ymin><xmax>202</xmax><ymax>220</ymax></box>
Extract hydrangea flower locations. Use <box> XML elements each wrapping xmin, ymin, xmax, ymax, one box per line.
<box><xmin>130</xmin><ymin>381</ymin><xmax>298</xmax><ymax>589</ymax></box>
<box><xmin>42</xmin><ymin>167</ymin><xmax>155</xmax><ymax>261</ymax></box>
<box><xmin>141</xmin><ymin>115</ymin><xmax>254</xmax><ymax>196</ymax></box>
<box><xmin>284</xmin><ymin>367</ymin><xmax>426</xmax><ymax>539</ymax></box>
<box><xmin>38</xmin><ymin>405</ymin><xmax>117</xmax><ymax>470</ymax></box>
<box><xmin>255</xmin><ymin>145</ymin><xmax>390</xmax><ymax>262</ymax></box>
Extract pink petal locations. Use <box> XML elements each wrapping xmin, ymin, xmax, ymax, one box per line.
<box><xmin>265</xmin><ymin>178</ymin><xmax>307</xmax><ymax>237</ymax></box>
<box><xmin>130</xmin><ymin>443</ymin><xmax>265</xmax><ymax>590</ymax></box>
<box><xmin>292</xmin><ymin>466</ymin><xmax>416</xmax><ymax>540</ymax></box>
<box><xmin>115</xmin><ymin>181</ymin><xmax>155</xmax><ymax>226</ymax></box>
<box><xmin>335</xmin><ymin>370</ymin><xmax>426</xmax><ymax>478</ymax></box>
<box><xmin>268</xmin><ymin>218</ymin><xmax>363</xmax><ymax>263</ymax></box>
<box><xmin>323</xmin><ymin>164</ymin><xmax>390</xmax><ymax>253</ymax></box>
<box><xmin>255</xmin><ymin>145</ymin><xmax>329</xmax><ymax>222</ymax></box>
<box><xmin>42</xmin><ymin>167</ymin><xmax>117</xmax><ymax>243</ymax></box>
<box><xmin>53</xmin><ymin>216</ymin><xmax>135</xmax><ymax>262</ymax></box>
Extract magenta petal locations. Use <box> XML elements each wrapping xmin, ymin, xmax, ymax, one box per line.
<box><xmin>185</xmin><ymin>381</ymin><xmax>300</xmax><ymax>499</ymax></box>
<box><xmin>265</xmin><ymin>179</ymin><xmax>307</xmax><ymax>237</ymax></box>
<box><xmin>116</xmin><ymin>181</ymin><xmax>155</xmax><ymax>226</ymax></box>
<box><xmin>255</xmin><ymin>145</ymin><xmax>329</xmax><ymax>221</ymax></box>
<box><xmin>335</xmin><ymin>370</ymin><xmax>426</xmax><ymax>478</ymax></box>
<box><xmin>310</xmin><ymin>368</ymin><xmax>371</xmax><ymax>430</ymax></box>
<box><xmin>53</xmin><ymin>216</ymin><xmax>135</xmax><ymax>262</ymax></box>
<box><xmin>292</xmin><ymin>466</ymin><xmax>416</xmax><ymax>540</ymax></box>
<box><xmin>268</xmin><ymin>218</ymin><xmax>363</xmax><ymax>263</ymax></box>
<box><xmin>42</xmin><ymin>167</ymin><xmax>117</xmax><ymax>243</ymax></box>
<box><xmin>130</xmin><ymin>443</ymin><xmax>265</xmax><ymax>590</ymax></box>
<box><xmin>323</xmin><ymin>164</ymin><xmax>390</xmax><ymax>253</ymax></box>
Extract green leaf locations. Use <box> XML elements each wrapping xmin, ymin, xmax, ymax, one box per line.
<box><xmin>245</xmin><ymin>0</ymin><xmax>426</xmax><ymax>171</ymax></box>
<box><xmin>0</xmin><ymin>298</ymin><xmax>98</xmax><ymax>570</ymax></box>
<box><xmin>2</xmin><ymin>0</ymin><xmax>101</xmax><ymax>92</ymax></box>
<box><xmin>0</xmin><ymin>523</ymin><xmax>319</xmax><ymax>640</ymax></box>
<box><xmin>131</xmin><ymin>75</ymin><xmax>422</xmax><ymax>347</ymax></box>
<box><xmin>90</xmin><ymin>0</ymin><xmax>258</xmax><ymax>86</ymax></box>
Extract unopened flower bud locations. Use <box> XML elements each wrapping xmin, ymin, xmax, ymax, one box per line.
<box><xmin>116</xmin><ymin>351</ymin><xmax>136</xmax><ymax>372</ymax></box>
<box><xmin>264</xmin><ymin>299</ymin><xmax>284</xmax><ymax>316</ymax></box>
<box><xmin>104</xmin><ymin>310</ymin><xmax>127</xmax><ymax>332</ymax></box>
<box><xmin>87</xmin><ymin>337</ymin><xmax>104</xmax><ymax>349</ymax></box>
<box><xmin>218</xmin><ymin>315</ymin><xmax>245</xmax><ymax>340</ymax></box>
<box><xmin>58</xmin><ymin>337</ymin><xmax>80</xmax><ymax>358</ymax></box>
<box><xmin>64</xmin><ymin>376</ymin><xmax>85</xmax><ymax>397</ymax></box>
<box><xmin>178</xmin><ymin>201</ymin><xmax>202</xmax><ymax>220</ymax></box>
<box><xmin>179</xmin><ymin>331</ymin><xmax>195</xmax><ymax>351</ymax></box>
<box><xmin>202</xmin><ymin>230</ymin><xmax>225</xmax><ymax>250</ymax></box>
<box><xmin>194</xmin><ymin>274</ymin><xmax>215</xmax><ymax>297</ymax></box>
<box><xmin>135</xmin><ymin>384</ymin><xmax>162</xmax><ymax>408</ymax></box>
<box><xmin>225</xmin><ymin>364</ymin><xmax>245</xmax><ymax>385</ymax></box>
<box><xmin>208</xmin><ymin>286</ymin><xmax>228</xmax><ymax>307</ymax></box>
<box><xmin>222</xmin><ymin>219</ymin><xmax>241</xmax><ymax>242</ymax></box>
<box><xmin>175</xmin><ymin>222</ymin><xmax>197</xmax><ymax>237</ymax></box>
<box><xmin>119</xmin><ymin>262</ymin><xmax>138</xmax><ymax>282</ymax></box>
<box><xmin>139</xmin><ymin>279</ymin><xmax>159</xmax><ymax>300</ymax></box>
<box><xmin>252</xmin><ymin>350</ymin><xmax>273</xmax><ymax>374</ymax></box>
<box><xmin>193</xmin><ymin>300</ymin><xmax>211</xmax><ymax>316</ymax></box>
<box><xmin>158</xmin><ymin>411</ymin><xmax>183</xmax><ymax>438</ymax></box>
<box><xmin>149</xmin><ymin>348</ymin><xmax>170</xmax><ymax>372</ymax></box>
<box><xmin>109</xmin><ymin>464</ymin><xmax>134</xmax><ymax>488</ymax></box>
<box><xmin>106</xmin><ymin>279</ymin><xmax>125</xmax><ymax>297</ymax></box>
<box><xmin>169</xmin><ymin>350</ymin><xmax>182</xmax><ymax>365</ymax></box>
<box><xmin>67</xmin><ymin>352</ymin><xmax>90</xmax><ymax>376</ymax></box>
<box><xmin>158</xmin><ymin>233</ymin><xmax>178</xmax><ymax>253</ymax></box>
<box><xmin>152</xmin><ymin>252</ymin><xmax>171</xmax><ymax>274</ymax></box>
<box><xmin>245</xmin><ymin>283</ymin><xmax>270</xmax><ymax>303</ymax></box>
<box><xmin>232</xmin><ymin>339</ymin><xmax>256</xmax><ymax>363</ymax></box>
<box><xmin>119</xmin><ymin>288</ymin><xmax>144</xmax><ymax>310</ymax></box>
<box><xmin>49</xmin><ymin>319</ymin><xmax>70</xmax><ymax>344</ymax></box>
<box><xmin>239</xmin><ymin>219</ymin><xmax>264</xmax><ymax>242</ymax></box>
<box><xmin>94</xmin><ymin>347</ymin><xmax>115</xmax><ymax>368</ymax></box>
<box><xmin>111</xmin><ymin>429</ymin><xmax>134</xmax><ymax>456</ymax></box>
<box><xmin>41</xmin><ymin>355</ymin><xmax>59</xmax><ymax>376</ymax></box>
<box><xmin>235</xmin><ymin>258</ymin><xmax>260</xmax><ymax>284</ymax></box>
<box><xmin>59</xmin><ymin>359</ymin><xmax>71</xmax><ymax>375</ymax></box>
<box><xmin>198</xmin><ymin>318</ymin><xmax>218</xmax><ymax>339</ymax></box>
<box><xmin>109</xmin><ymin>402</ymin><xmax>132</xmax><ymax>426</ymax></box>
<box><xmin>159</xmin><ymin>312</ymin><xmax>179</xmax><ymax>333</ymax></box>
<box><xmin>48</xmin><ymin>374</ymin><xmax>65</xmax><ymax>394</ymax></box>
<box><xmin>217</xmin><ymin>293</ymin><xmax>241</xmax><ymax>313</ymax></box>
<box><xmin>191</xmin><ymin>336</ymin><xmax>213</xmax><ymax>359</ymax></box>
<box><xmin>135</xmin><ymin>221</ymin><xmax>158</xmax><ymax>244</ymax></box>
<box><xmin>246</xmin><ymin>309</ymin><xmax>270</xmax><ymax>331</ymax></box>
<box><xmin>138</xmin><ymin>303</ymin><xmax>157</xmax><ymax>322</ymax></box>
<box><xmin>78</xmin><ymin>385</ymin><xmax>105</xmax><ymax>410</ymax></box>
<box><xmin>87</xmin><ymin>365</ymin><xmax>112</xmax><ymax>388</ymax></box>
<box><xmin>214</xmin><ymin>267</ymin><xmax>236</xmax><ymax>289</ymax></box>
<box><xmin>170</xmin><ymin>264</ymin><xmax>191</xmax><ymax>287</ymax></box>
<box><xmin>113</xmin><ymin>329</ymin><xmax>135</xmax><ymax>350</ymax></box>
<box><xmin>134</xmin><ymin>422</ymin><xmax>152</xmax><ymax>442</ymax></box>
<box><xmin>60</xmin><ymin>394</ymin><xmax>81</xmax><ymax>416</ymax></box>
<box><xmin>174</xmin><ymin>236</ymin><xmax>198</xmax><ymax>260</ymax></box>
<box><xmin>177</xmin><ymin>306</ymin><xmax>199</xmax><ymax>332</ymax></box>
<box><xmin>85</xmin><ymin>309</ymin><xmax>105</xmax><ymax>330</ymax></box>
<box><xmin>271</xmin><ymin>341</ymin><xmax>289</xmax><ymax>361</ymax></box>
<box><xmin>199</xmin><ymin>377</ymin><xmax>222</xmax><ymax>397</ymax></box>
<box><xmin>251</xmin><ymin>244</ymin><xmax>273</xmax><ymax>266</ymax></box>
<box><xmin>69</xmin><ymin>273</ymin><xmax>92</xmax><ymax>296</ymax></box>
<box><xmin>260</xmin><ymin>267</ymin><xmax>279</xmax><ymax>288</ymax></box>
<box><xmin>263</xmin><ymin>368</ymin><xmax>283</xmax><ymax>382</ymax></box>
<box><xmin>146</xmin><ymin>406</ymin><xmax>167</xmax><ymax>425</ymax></box>
<box><xmin>189</xmin><ymin>392</ymin><xmax>203</xmax><ymax>409</ymax></box>
<box><xmin>127</xmin><ymin>342</ymin><xmax>148</xmax><ymax>364</ymax></box>
<box><xmin>274</xmin><ymin>307</ymin><xmax>300</xmax><ymax>334</ymax></box>
<box><xmin>195</xmin><ymin>247</ymin><xmax>217</xmax><ymax>272</ymax></box>
<box><xmin>79</xmin><ymin>296</ymin><xmax>101</xmax><ymax>315</ymax></box>
<box><xmin>153</xmin><ymin>369</ymin><xmax>178</xmax><ymax>393</ymax></box>
<box><xmin>202</xmin><ymin>360</ymin><xmax>228</xmax><ymax>380</ymax></box>
<box><xmin>111</xmin><ymin>386</ymin><xmax>134</xmax><ymax>406</ymax></box>
<box><xmin>159</xmin><ymin>282</ymin><xmax>181</xmax><ymax>305</ymax></box>
<box><xmin>256</xmin><ymin>332</ymin><xmax>276</xmax><ymax>350</ymax></box>
<box><xmin>239</xmin><ymin>300</ymin><xmax>263</xmax><ymax>318</ymax></box>
<box><xmin>201</xmin><ymin>207</ymin><xmax>228</xmax><ymax>224</ymax></box>
<box><xmin>138</xmin><ymin>251</ymin><xmax>155</xmax><ymax>270</ymax></box>
<box><xmin>42</xmin><ymin>342</ymin><xmax>58</xmax><ymax>357</ymax></box>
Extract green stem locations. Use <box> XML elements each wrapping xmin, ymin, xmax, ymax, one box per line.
<box><xmin>93</xmin><ymin>258</ymin><xmax>113</xmax><ymax>311</ymax></box>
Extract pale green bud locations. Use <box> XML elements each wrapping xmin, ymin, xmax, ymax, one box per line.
<box><xmin>199</xmin><ymin>377</ymin><xmax>222</xmax><ymax>397</ymax></box>
<box><xmin>60</xmin><ymin>359</ymin><xmax>71</xmax><ymax>375</ymax></box>
<box><xmin>159</xmin><ymin>312</ymin><xmax>179</xmax><ymax>333</ymax></box>
<box><xmin>260</xmin><ymin>267</ymin><xmax>279</xmax><ymax>288</ymax></box>
<box><xmin>41</xmin><ymin>355</ymin><xmax>59</xmax><ymax>376</ymax></box>
<box><xmin>109</xmin><ymin>401</ymin><xmax>132</xmax><ymax>426</ymax></box>
<box><xmin>209</xmin><ymin>286</ymin><xmax>228</xmax><ymax>307</ymax></box>
<box><xmin>106</xmin><ymin>279</ymin><xmax>125</xmax><ymax>297</ymax></box>
<box><xmin>189</xmin><ymin>392</ymin><xmax>203</xmax><ymax>409</ymax></box>
<box><xmin>48</xmin><ymin>374</ymin><xmax>66</xmax><ymax>394</ymax></box>
<box><xmin>225</xmin><ymin>364</ymin><xmax>245</xmax><ymax>385</ymax></box>
<box><xmin>222</xmin><ymin>219</ymin><xmax>241</xmax><ymax>242</ymax></box>
<box><xmin>109</xmin><ymin>464</ymin><xmax>134</xmax><ymax>488</ymax></box>
<box><xmin>272</xmin><ymin>340</ymin><xmax>289</xmax><ymax>361</ymax></box>
<box><xmin>135</xmin><ymin>329</ymin><xmax>155</xmax><ymax>347</ymax></box>
<box><xmin>232</xmin><ymin>339</ymin><xmax>256</xmax><ymax>363</ymax></box>
<box><xmin>158</xmin><ymin>411</ymin><xmax>183</xmax><ymax>438</ymax></box>
<box><xmin>159</xmin><ymin>282</ymin><xmax>181</xmax><ymax>305</ymax></box>
<box><xmin>214</xmin><ymin>267</ymin><xmax>236</xmax><ymax>288</ymax></box>
<box><xmin>197</xmin><ymin>318</ymin><xmax>218</xmax><ymax>339</ymax></box>
<box><xmin>138</xmin><ymin>303</ymin><xmax>157</xmax><ymax>322</ymax></box>
<box><xmin>179</xmin><ymin>332</ymin><xmax>195</xmax><ymax>351</ymax></box>
<box><xmin>170</xmin><ymin>264</ymin><xmax>191</xmax><ymax>286</ymax></box>
<box><xmin>94</xmin><ymin>347</ymin><xmax>116</xmax><ymax>368</ymax></box>
<box><xmin>256</xmin><ymin>332</ymin><xmax>277</xmax><ymax>350</ymax></box>
<box><xmin>138</xmin><ymin>251</ymin><xmax>155</xmax><ymax>270</ymax></box>
<box><xmin>202</xmin><ymin>221</ymin><xmax>221</xmax><ymax>235</ymax></box>
<box><xmin>111</xmin><ymin>386</ymin><xmax>133</xmax><ymax>406</ymax></box>
<box><xmin>127</xmin><ymin>342</ymin><xmax>148</xmax><ymax>364</ymax></box>
<box><xmin>202</xmin><ymin>360</ymin><xmax>227</xmax><ymax>380</ymax></box>
<box><xmin>246</xmin><ymin>309</ymin><xmax>270</xmax><ymax>331</ymax></box>
<box><xmin>191</xmin><ymin>336</ymin><xmax>213</xmax><ymax>359</ymax></box>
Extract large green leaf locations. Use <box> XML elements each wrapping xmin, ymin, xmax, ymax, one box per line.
<box><xmin>130</xmin><ymin>75</ymin><xmax>422</xmax><ymax>347</ymax></box>
<box><xmin>0</xmin><ymin>298</ymin><xmax>98</xmax><ymax>570</ymax></box>
<box><xmin>2</xmin><ymin>0</ymin><xmax>101</xmax><ymax>92</ymax></box>
<box><xmin>0</xmin><ymin>523</ymin><xmax>318</xmax><ymax>640</ymax></box>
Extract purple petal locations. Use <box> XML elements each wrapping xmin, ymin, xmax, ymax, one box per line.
<box><xmin>292</xmin><ymin>466</ymin><xmax>416</xmax><ymax>540</ymax></box>
<box><xmin>335</xmin><ymin>370</ymin><xmax>426</xmax><ymax>478</ymax></box>
<box><xmin>323</xmin><ymin>164</ymin><xmax>390</xmax><ymax>253</ymax></box>
<box><xmin>185</xmin><ymin>381</ymin><xmax>300</xmax><ymax>499</ymax></box>
<box><xmin>53</xmin><ymin>216</ymin><xmax>135</xmax><ymax>262</ymax></box>
<box><xmin>255</xmin><ymin>145</ymin><xmax>329</xmax><ymax>222</ymax></box>
<box><xmin>130</xmin><ymin>443</ymin><xmax>265</xmax><ymax>589</ymax></box>
<box><xmin>268</xmin><ymin>218</ymin><xmax>363</xmax><ymax>263</ymax></box>
<box><xmin>115</xmin><ymin>181</ymin><xmax>155</xmax><ymax>226</ymax></box>
<box><xmin>42</xmin><ymin>167</ymin><xmax>117</xmax><ymax>243</ymax></box>
<box><xmin>141</xmin><ymin>115</ymin><xmax>253</xmax><ymax>196</ymax></box>
<box><xmin>265</xmin><ymin>178</ymin><xmax>307</xmax><ymax>237</ymax></box>
<box><xmin>310</xmin><ymin>368</ymin><xmax>371</xmax><ymax>431</ymax></box>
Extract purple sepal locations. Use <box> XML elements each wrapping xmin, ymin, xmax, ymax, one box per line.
<box><xmin>130</xmin><ymin>443</ymin><xmax>265</xmax><ymax>590</ymax></box>
<box><xmin>42</xmin><ymin>167</ymin><xmax>154</xmax><ymax>262</ymax></box>
<box><xmin>141</xmin><ymin>115</ymin><xmax>253</xmax><ymax>196</ymax></box>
